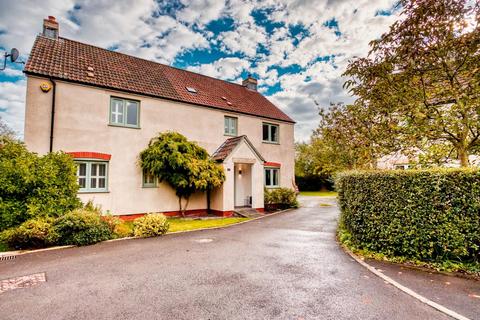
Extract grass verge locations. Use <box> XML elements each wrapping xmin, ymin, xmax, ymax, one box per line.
<box><xmin>299</xmin><ymin>191</ymin><xmax>338</xmax><ymax>197</ymax></box>
<box><xmin>122</xmin><ymin>217</ymin><xmax>250</xmax><ymax>234</ymax></box>
<box><xmin>338</xmin><ymin>225</ymin><xmax>480</xmax><ymax>279</ymax></box>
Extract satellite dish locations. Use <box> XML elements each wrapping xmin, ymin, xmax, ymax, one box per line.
<box><xmin>10</xmin><ymin>48</ymin><xmax>19</xmax><ymax>62</ymax></box>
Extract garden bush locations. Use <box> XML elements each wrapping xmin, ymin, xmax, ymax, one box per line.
<box><xmin>133</xmin><ymin>214</ymin><xmax>169</xmax><ymax>237</ymax></box>
<box><xmin>0</xmin><ymin>140</ymin><xmax>81</xmax><ymax>231</ymax></box>
<box><xmin>113</xmin><ymin>222</ymin><xmax>134</xmax><ymax>238</ymax></box>
<box><xmin>53</xmin><ymin>209</ymin><xmax>113</xmax><ymax>246</ymax></box>
<box><xmin>336</xmin><ymin>169</ymin><xmax>480</xmax><ymax>263</ymax></box>
<box><xmin>1</xmin><ymin>217</ymin><xmax>58</xmax><ymax>249</ymax></box>
<box><xmin>264</xmin><ymin>188</ymin><xmax>299</xmax><ymax>210</ymax></box>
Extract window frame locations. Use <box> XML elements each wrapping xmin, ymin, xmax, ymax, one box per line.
<box><xmin>142</xmin><ymin>169</ymin><xmax>157</xmax><ymax>188</ymax></box>
<box><xmin>264</xmin><ymin>167</ymin><xmax>280</xmax><ymax>188</ymax></box>
<box><xmin>109</xmin><ymin>96</ymin><xmax>140</xmax><ymax>129</ymax></box>
<box><xmin>224</xmin><ymin>116</ymin><xmax>238</xmax><ymax>136</ymax></box>
<box><xmin>75</xmin><ymin>160</ymin><xmax>109</xmax><ymax>193</ymax></box>
<box><xmin>262</xmin><ymin>122</ymin><xmax>280</xmax><ymax>144</ymax></box>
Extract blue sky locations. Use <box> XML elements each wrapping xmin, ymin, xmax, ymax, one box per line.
<box><xmin>0</xmin><ymin>0</ymin><xmax>399</xmax><ymax>141</ymax></box>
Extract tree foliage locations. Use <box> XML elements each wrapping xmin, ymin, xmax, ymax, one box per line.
<box><xmin>344</xmin><ymin>0</ymin><xmax>480</xmax><ymax>167</ymax></box>
<box><xmin>0</xmin><ymin>140</ymin><xmax>81</xmax><ymax>231</ymax></box>
<box><xmin>139</xmin><ymin>132</ymin><xmax>225</xmax><ymax>216</ymax></box>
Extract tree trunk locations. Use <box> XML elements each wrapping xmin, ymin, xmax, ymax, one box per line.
<box><xmin>458</xmin><ymin>147</ymin><xmax>469</xmax><ymax>167</ymax></box>
<box><xmin>178</xmin><ymin>196</ymin><xmax>185</xmax><ymax>217</ymax></box>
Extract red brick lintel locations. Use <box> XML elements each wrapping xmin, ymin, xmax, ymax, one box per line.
<box><xmin>67</xmin><ymin>151</ymin><xmax>111</xmax><ymax>161</ymax></box>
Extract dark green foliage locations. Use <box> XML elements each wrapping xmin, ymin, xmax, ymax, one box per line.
<box><xmin>0</xmin><ymin>140</ymin><xmax>81</xmax><ymax>231</ymax></box>
<box><xmin>133</xmin><ymin>214</ymin><xmax>169</xmax><ymax>237</ymax></box>
<box><xmin>264</xmin><ymin>188</ymin><xmax>299</xmax><ymax>209</ymax></box>
<box><xmin>295</xmin><ymin>175</ymin><xmax>334</xmax><ymax>192</ymax></box>
<box><xmin>1</xmin><ymin>217</ymin><xmax>58</xmax><ymax>249</ymax></box>
<box><xmin>140</xmin><ymin>132</ymin><xmax>225</xmax><ymax>215</ymax></box>
<box><xmin>53</xmin><ymin>209</ymin><xmax>113</xmax><ymax>246</ymax></box>
<box><xmin>336</xmin><ymin>169</ymin><xmax>480</xmax><ymax>262</ymax></box>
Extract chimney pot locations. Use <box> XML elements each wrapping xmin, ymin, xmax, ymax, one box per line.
<box><xmin>43</xmin><ymin>16</ymin><xmax>59</xmax><ymax>40</ymax></box>
<box><xmin>242</xmin><ymin>74</ymin><xmax>258</xmax><ymax>91</ymax></box>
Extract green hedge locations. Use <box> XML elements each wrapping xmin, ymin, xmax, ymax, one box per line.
<box><xmin>336</xmin><ymin>169</ymin><xmax>480</xmax><ymax>263</ymax></box>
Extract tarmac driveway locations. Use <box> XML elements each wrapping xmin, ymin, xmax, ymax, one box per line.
<box><xmin>0</xmin><ymin>196</ymin><xmax>450</xmax><ymax>320</ymax></box>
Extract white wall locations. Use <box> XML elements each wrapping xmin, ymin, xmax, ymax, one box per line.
<box><xmin>24</xmin><ymin>76</ymin><xmax>293</xmax><ymax>214</ymax></box>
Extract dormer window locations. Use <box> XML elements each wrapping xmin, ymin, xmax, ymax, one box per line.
<box><xmin>186</xmin><ymin>87</ymin><xmax>197</xmax><ymax>93</ymax></box>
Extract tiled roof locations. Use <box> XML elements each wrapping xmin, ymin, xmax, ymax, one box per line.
<box><xmin>24</xmin><ymin>36</ymin><xmax>295</xmax><ymax>123</ymax></box>
<box><xmin>212</xmin><ymin>135</ymin><xmax>265</xmax><ymax>162</ymax></box>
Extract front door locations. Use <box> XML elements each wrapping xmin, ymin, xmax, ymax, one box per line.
<box><xmin>234</xmin><ymin>163</ymin><xmax>252</xmax><ymax>207</ymax></box>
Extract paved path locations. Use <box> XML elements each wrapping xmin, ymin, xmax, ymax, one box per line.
<box><xmin>0</xmin><ymin>197</ymin><xmax>454</xmax><ymax>319</ymax></box>
<box><xmin>367</xmin><ymin>259</ymin><xmax>480</xmax><ymax>319</ymax></box>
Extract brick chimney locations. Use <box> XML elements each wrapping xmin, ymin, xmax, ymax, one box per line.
<box><xmin>242</xmin><ymin>74</ymin><xmax>258</xmax><ymax>91</ymax></box>
<box><xmin>43</xmin><ymin>16</ymin><xmax>59</xmax><ymax>39</ymax></box>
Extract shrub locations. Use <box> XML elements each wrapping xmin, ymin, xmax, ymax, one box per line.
<box><xmin>114</xmin><ymin>223</ymin><xmax>134</xmax><ymax>238</ymax></box>
<box><xmin>101</xmin><ymin>214</ymin><xmax>122</xmax><ymax>233</ymax></box>
<box><xmin>133</xmin><ymin>214</ymin><xmax>169</xmax><ymax>237</ymax></box>
<box><xmin>0</xmin><ymin>140</ymin><xmax>81</xmax><ymax>231</ymax></box>
<box><xmin>54</xmin><ymin>209</ymin><xmax>113</xmax><ymax>246</ymax></box>
<box><xmin>1</xmin><ymin>217</ymin><xmax>58</xmax><ymax>249</ymax></box>
<box><xmin>264</xmin><ymin>188</ymin><xmax>299</xmax><ymax>209</ymax></box>
<box><xmin>336</xmin><ymin>169</ymin><xmax>480</xmax><ymax>263</ymax></box>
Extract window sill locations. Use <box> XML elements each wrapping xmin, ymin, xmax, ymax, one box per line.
<box><xmin>224</xmin><ymin>133</ymin><xmax>238</xmax><ymax>137</ymax></box>
<box><xmin>265</xmin><ymin>186</ymin><xmax>280</xmax><ymax>189</ymax></box>
<box><xmin>142</xmin><ymin>186</ymin><xmax>157</xmax><ymax>188</ymax></box>
<box><xmin>108</xmin><ymin>124</ymin><xmax>141</xmax><ymax>129</ymax></box>
<box><xmin>262</xmin><ymin>141</ymin><xmax>280</xmax><ymax>145</ymax></box>
<box><xmin>78</xmin><ymin>190</ymin><xmax>110</xmax><ymax>194</ymax></box>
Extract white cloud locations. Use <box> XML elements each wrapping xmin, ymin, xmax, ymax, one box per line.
<box><xmin>2</xmin><ymin>67</ymin><xmax>23</xmax><ymax>78</ymax></box>
<box><xmin>187</xmin><ymin>57</ymin><xmax>251</xmax><ymax>80</ymax></box>
<box><xmin>0</xmin><ymin>0</ymin><xmax>402</xmax><ymax>142</ymax></box>
<box><xmin>0</xmin><ymin>80</ymin><xmax>26</xmax><ymax>137</ymax></box>
<box><xmin>177</xmin><ymin>0</ymin><xmax>226</xmax><ymax>26</ymax></box>
<box><xmin>218</xmin><ymin>22</ymin><xmax>268</xmax><ymax>57</ymax></box>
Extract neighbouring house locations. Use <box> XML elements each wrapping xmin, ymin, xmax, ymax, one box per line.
<box><xmin>23</xmin><ymin>16</ymin><xmax>295</xmax><ymax>218</ymax></box>
<box><xmin>377</xmin><ymin>151</ymin><xmax>480</xmax><ymax>169</ymax></box>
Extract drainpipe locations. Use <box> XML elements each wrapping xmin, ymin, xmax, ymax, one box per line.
<box><xmin>49</xmin><ymin>78</ymin><xmax>56</xmax><ymax>153</ymax></box>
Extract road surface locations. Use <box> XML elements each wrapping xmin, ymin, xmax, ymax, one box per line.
<box><xmin>0</xmin><ymin>197</ymin><xmax>452</xmax><ymax>319</ymax></box>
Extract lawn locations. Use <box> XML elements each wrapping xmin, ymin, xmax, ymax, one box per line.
<box><xmin>299</xmin><ymin>191</ymin><xmax>338</xmax><ymax>197</ymax></box>
<box><xmin>122</xmin><ymin>217</ymin><xmax>250</xmax><ymax>234</ymax></box>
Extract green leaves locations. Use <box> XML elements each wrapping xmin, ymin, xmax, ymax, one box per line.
<box><xmin>139</xmin><ymin>132</ymin><xmax>226</xmax><ymax>213</ymax></box>
<box><xmin>336</xmin><ymin>169</ymin><xmax>480</xmax><ymax>263</ymax></box>
<box><xmin>342</xmin><ymin>0</ymin><xmax>480</xmax><ymax>166</ymax></box>
<box><xmin>0</xmin><ymin>140</ymin><xmax>81</xmax><ymax>231</ymax></box>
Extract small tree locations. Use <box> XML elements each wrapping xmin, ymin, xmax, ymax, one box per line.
<box><xmin>139</xmin><ymin>132</ymin><xmax>225</xmax><ymax>217</ymax></box>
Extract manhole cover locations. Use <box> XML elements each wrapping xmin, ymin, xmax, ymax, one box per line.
<box><xmin>194</xmin><ymin>238</ymin><xmax>214</xmax><ymax>243</ymax></box>
<box><xmin>0</xmin><ymin>272</ymin><xmax>46</xmax><ymax>294</ymax></box>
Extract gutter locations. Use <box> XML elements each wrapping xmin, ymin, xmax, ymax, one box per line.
<box><xmin>49</xmin><ymin>78</ymin><xmax>56</xmax><ymax>153</ymax></box>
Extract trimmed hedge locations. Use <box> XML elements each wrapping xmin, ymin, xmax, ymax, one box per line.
<box><xmin>336</xmin><ymin>169</ymin><xmax>480</xmax><ymax>263</ymax></box>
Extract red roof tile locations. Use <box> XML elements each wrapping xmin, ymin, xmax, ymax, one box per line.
<box><xmin>212</xmin><ymin>135</ymin><xmax>265</xmax><ymax>162</ymax></box>
<box><xmin>24</xmin><ymin>36</ymin><xmax>295</xmax><ymax>123</ymax></box>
